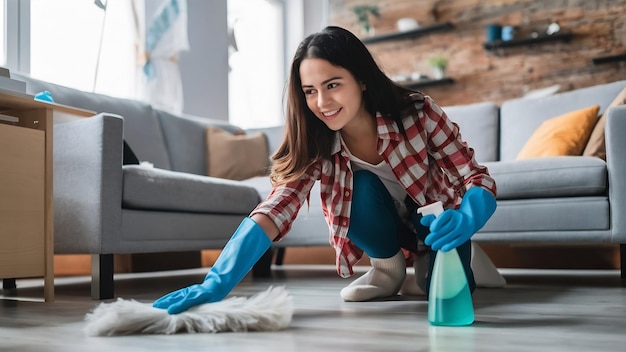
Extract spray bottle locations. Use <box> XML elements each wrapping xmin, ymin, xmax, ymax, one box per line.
<box><xmin>417</xmin><ymin>201</ymin><xmax>474</xmax><ymax>326</ymax></box>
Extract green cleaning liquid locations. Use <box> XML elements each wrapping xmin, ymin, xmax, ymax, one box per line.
<box><xmin>417</xmin><ymin>201</ymin><xmax>474</xmax><ymax>326</ymax></box>
<box><xmin>428</xmin><ymin>248</ymin><xmax>474</xmax><ymax>326</ymax></box>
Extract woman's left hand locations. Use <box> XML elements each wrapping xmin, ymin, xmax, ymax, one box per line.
<box><xmin>420</xmin><ymin>187</ymin><xmax>497</xmax><ymax>252</ymax></box>
<box><xmin>421</xmin><ymin>209</ymin><xmax>472</xmax><ymax>251</ymax></box>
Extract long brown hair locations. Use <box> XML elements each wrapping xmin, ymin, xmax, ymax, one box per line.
<box><xmin>270</xmin><ymin>26</ymin><xmax>415</xmax><ymax>186</ymax></box>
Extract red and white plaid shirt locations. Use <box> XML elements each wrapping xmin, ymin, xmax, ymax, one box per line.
<box><xmin>251</xmin><ymin>93</ymin><xmax>497</xmax><ymax>278</ymax></box>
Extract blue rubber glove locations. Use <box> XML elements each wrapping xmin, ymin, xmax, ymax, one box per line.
<box><xmin>152</xmin><ymin>217</ymin><xmax>272</xmax><ymax>314</ymax></box>
<box><xmin>420</xmin><ymin>187</ymin><xmax>496</xmax><ymax>252</ymax></box>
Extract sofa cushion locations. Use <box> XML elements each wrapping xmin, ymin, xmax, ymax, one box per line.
<box><xmin>484</xmin><ymin>156</ymin><xmax>606</xmax><ymax>200</ymax></box>
<box><xmin>206</xmin><ymin>127</ymin><xmax>269</xmax><ymax>180</ymax></box>
<box><xmin>122</xmin><ymin>165</ymin><xmax>260</xmax><ymax>214</ymax></box>
<box><xmin>480</xmin><ymin>197</ymin><xmax>609</xmax><ymax>233</ymax></box>
<box><xmin>583</xmin><ymin>86</ymin><xmax>626</xmax><ymax>160</ymax></box>
<box><xmin>442</xmin><ymin>102</ymin><xmax>499</xmax><ymax>162</ymax></box>
<box><xmin>516</xmin><ymin>105</ymin><xmax>599</xmax><ymax>159</ymax></box>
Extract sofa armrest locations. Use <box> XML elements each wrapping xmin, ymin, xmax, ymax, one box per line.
<box><xmin>605</xmin><ymin>105</ymin><xmax>626</xmax><ymax>243</ymax></box>
<box><xmin>53</xmin><ymin>113</ymin><xmax>124</xmax><ymax>254</ymax></box>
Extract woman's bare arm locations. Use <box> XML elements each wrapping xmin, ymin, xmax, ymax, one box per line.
<box><xmin>251</xmin><ymin>213</ymin><xmax>280</xmax><ymax>241</ymax></box>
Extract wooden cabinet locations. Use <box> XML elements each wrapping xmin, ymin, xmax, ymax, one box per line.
<box><xmin>0</xmin><ymin>88</ymin><xmax>92</xmax><ymax>301</ymax></box>
<box><xmin>0</xmin><ymin>122</ymin><xmax>46</xmax><ymax>285</ymax></box>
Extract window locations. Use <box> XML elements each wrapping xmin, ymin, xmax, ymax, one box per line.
<box><xmin>29</xmin><ymin>0</ymin><xmax>140</xmax><ymax>99</ymax></box>
<box><xmin>228</xmin><ymin>0</ymin><xmax>285</xmax><ymax>128</ymax></box>
<box><xmin>0</xmin><ymin>0</ymin><xmax>5</xmax><ymax>67</ymax></box>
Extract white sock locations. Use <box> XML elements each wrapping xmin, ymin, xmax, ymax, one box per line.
<box><xmin>340</xmin><ymin>250</ymin><xmax>406</xmax><ymax>302</ymax></box>
<box><xmin>472</xmin><ymin>242</ymin><xmax>506</xmax><ymax>288</ymax></box>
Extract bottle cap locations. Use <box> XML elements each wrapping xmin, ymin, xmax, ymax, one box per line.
<box><xmin>417</xmin><ymin>201</ymin><xmax>444</xmax><ymax>217</ymax></box>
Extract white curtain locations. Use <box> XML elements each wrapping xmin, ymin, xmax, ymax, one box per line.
<box><xmin>142</xmin><ymin>0</ymin><xmax>189</xmax><ymax>114</ymax></box>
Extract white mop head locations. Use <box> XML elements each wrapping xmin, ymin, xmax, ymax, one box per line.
<box><xmin>83</xmin><ymin>286</ymin><xmax>293</xmax><ymax>336</ymax></box>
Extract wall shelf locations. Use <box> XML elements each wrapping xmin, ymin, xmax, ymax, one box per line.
<box><xmin>362</xmin><ymin>22</ymin><xmax>454</xmax><ymax>44</ymax></box>
<box><xmin>400</xmin><ymin>77</ymin><xmax>455</xmax><ymax>89</ymax></box>
<box><xmin>592</xmin><ymin>53</ymin><xmax>626</xmax><ymax>65</ymax></box>
<box><xmin>483</xmin><ymin>32</ymin><xmax>574</xmax><ymax>52</ymax></box>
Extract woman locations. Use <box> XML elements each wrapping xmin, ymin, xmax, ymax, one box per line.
<box><xmin>153</xmin><ymin>26</ymin><xmax>497</xmax><ymax>314</ymax></box>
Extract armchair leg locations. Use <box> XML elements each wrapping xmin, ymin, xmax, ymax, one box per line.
<box><xmin>91</xmin><ymin>254</ymin><xmax>114</xmax><ymax>300</ymax></box>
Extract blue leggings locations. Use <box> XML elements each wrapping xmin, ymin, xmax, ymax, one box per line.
<box><xmin>347</xmin><ymin>170</ymin><xmax>476</xmax><ymax>293</ymax></box>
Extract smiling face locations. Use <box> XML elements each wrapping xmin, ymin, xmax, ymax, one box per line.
<box><xmin>299</xmin><ymin>58</ymin><xmax>370</xmax><ymax>132</ymax></box>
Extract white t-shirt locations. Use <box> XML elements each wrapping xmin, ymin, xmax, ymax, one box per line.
<box><xmin>341</xmin><ymin>137</ymin><xmax>410</xmax><ymax>217</ymax></box>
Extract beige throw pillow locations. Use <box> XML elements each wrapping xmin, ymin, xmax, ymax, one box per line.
<box><xmin>516</xmin><ymin>105</ymin><xmax>600</xmax><ymax>160</ymax></box>
<box><xmin>206</xmin><ymin>127</ymin><xmax>269</xmax><ymax>180</ymax></box>
<box><xmin>582</xmin><ymin>86</ymin><xmax>626</xmax><ymax>160</ymax></box>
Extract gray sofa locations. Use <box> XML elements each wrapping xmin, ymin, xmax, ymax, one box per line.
<box><xmin>444</xmin><ymin>82</ymin><xmax>625</xmax><ymax>263</ymax></box>
<box><xmin>12</xmin><ymin>73</ymin><xmax>626</xmax><ymax>299</ymax></box>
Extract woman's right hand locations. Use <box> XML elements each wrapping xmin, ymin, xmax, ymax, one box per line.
<box><xmin>151</xmin><ymin>216</ymin><xmax>274</xmax><ymax>314</ymax></box>
<box><xmin>153</xmin><ymin>280</ymin><xmax>222</xmax><ymax>314</ymax></box>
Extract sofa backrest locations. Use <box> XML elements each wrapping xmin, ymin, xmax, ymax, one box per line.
<box><xmin>156</xmin><ymin>109</ymin><xmax>244</xmax><ymax>175</ymax></box>
<box><xmin>442</xmin><ymin>102</ymin><xmax>500</xmax><ymax>163</ymax></box>
<box><xmin>499</xmin><ymin>80</ymin><xmax>626</xmax><ymax>161</ymax></box>
<box><xmin>13</xmin><ymin>73</ymin><xmax>173</xmax><ymax>169</ymax></box>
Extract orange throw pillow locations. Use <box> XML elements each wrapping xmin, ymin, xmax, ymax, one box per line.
<box><xmin>517</xmin><ymin>105</ymin><xmax>600</xmax><ymax>160</ymax></box>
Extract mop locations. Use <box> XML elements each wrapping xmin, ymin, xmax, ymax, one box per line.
<box><xmin>83</xmin><ymin>286</ymin><xmax>293</xmax><ymax>336</ymax></box>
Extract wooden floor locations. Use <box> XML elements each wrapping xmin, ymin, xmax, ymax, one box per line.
<box><xmin>1</xmin><ymin>265</ymin><xmax>625</xmax><ymax>351</ymax></box>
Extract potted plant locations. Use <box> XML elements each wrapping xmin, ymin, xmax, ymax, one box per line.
<box><xmin>352</xmin><ymin>4</ymin><xmax>381</xmax><ymax>36</ymax></box>
<box><xmin>428</xmin><ymin>56</ymin><xmax>448</xmax><ymax>79</ymax></box>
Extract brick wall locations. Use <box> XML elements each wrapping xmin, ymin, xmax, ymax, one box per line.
<box><xmin>329</xmin><ymin>0</ymin><xmax>626</xmax><ymax>106</ymax></box>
